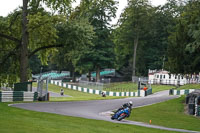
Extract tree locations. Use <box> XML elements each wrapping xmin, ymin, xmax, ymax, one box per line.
<box><xmin>114</xmin><ymin>0</ymin><xmax>153</xmax><ymax>77</ymax></box>
<box><xmin>0</xmin><ymin>0</ymin><xmax>73</xmax><ymax>84</ymax></box>
<box><xmin>71</xmin><ymin>0</ymin><xmax>118</xmax><ymax>82</ymax></box>
<box><xmin>21</xmin><ymin>0</ymin><xmax>29</xmax><ymax>82</ymax></box>
<box><xmin>166</xmin><ymin>0</ymin><xmax>200</xmax><ymax>74</ymax></box>
<box><xmin>50</xmin><ymin>18</ymin><xmax>95</xmax><ymax>81</ymax></box>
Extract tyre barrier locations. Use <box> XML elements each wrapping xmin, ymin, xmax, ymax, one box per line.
<box><xmin>185</xmin><ymin>90</ymin><xmax>200</xmax><ymax>116</ymax></box>
<box><xmin>0</xmin><ymin>91</ymin><xmax>38</xmax><ymax>102</ymax></box>
<box><xmin>50</xmin><ymin>80</ymin><xmax>152</xmax><ymax>97</ymax></box>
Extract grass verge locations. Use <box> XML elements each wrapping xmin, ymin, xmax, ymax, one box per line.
<box><xmin>127</xmin><ymin>96</ymin><xmax>200</xmax><ymax>131</ymax></box>
<box><xmin>151</xmin><ymin>84</ymin><xmax>174</xmax><ymax>93</ymax></box>
<box><xmin>176</xmin><ymin>84</ymin><xmax>200</xmax><ymax>90</ymax></box>
<box><xmin>104</xmin><ymin>82</ymin><xmax>174</xmax><ymax>93</ymax></box>
<box><xmin>0</xmin><ymin>103</ymin><xmax>179</xmax><ymax>133</ymax></box>
<box><xmin>103</xmin><ymin>82</ymin><xmax>138</xmax><ymax>92</ymax></box>
<box><xmin>33</xmin><ymin>82</ymin><xmax>200</xmax><ymax>96</ymax></box>
<box><xmin>104</xmin><ymin>83</ymin><xmax>200</xmax><ymax>93</ymax></box>
<box><xmin>33</xmin><ymin>83</ymin><xmax>126</xmax><ymax>101</ymax></box>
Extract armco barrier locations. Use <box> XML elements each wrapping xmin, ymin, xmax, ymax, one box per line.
<box><xmin>0</xmin><ymin>91</ymin><xmax>38</xmax><ymax>102</ymax></box>
<box><xmin>50</xmin><ymin>80</ymin><xmax>152</xmax><ymax>97</ymax></box>
<box><xmin>146</xmin><ymin>88</ymin><xmax>152</xmax><ymax>95</ymax></box>
<box><xmin>0</xmin><ymin>91</ymin><xmax>2</xmax><ymax>102</ymax></box>
<box><xmin>169</xmin><ymin>89</ymin><xmax>196</xmax><ymax>95</ymax></box>
<box><xmin>197</xmin><ymin>106</ymin><xmax>200</xmax><ymax>116</ymax></box>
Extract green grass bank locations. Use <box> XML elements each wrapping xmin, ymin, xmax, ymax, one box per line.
<box><xmin>0</xmin><ymin>103</ymin><xmax>179</xmax><ymax>133</ymax></box>
<box><xmin>128</xmin><ymin>96</ymin><xmax>200</xmax><ymax>131</ymax></box>
<box><xmin>34</xmin><ymin>83</ymin><xmax>126</xmax><ymax>101</ymax></box>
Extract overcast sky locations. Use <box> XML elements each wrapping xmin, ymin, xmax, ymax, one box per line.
<box><xmin>0</xmin><ymin>0</ymin><xmax>167</xmax><ymax>24</ymax></box>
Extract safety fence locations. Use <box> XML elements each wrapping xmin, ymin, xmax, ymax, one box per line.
<box><xmin>50</xmin><ymin>80</ymin><xmax>152</xmax><ymax>97</ymax></box>
<box><xmin>78</xmin><ymin>81</ymin><xmax>104</xmax><ymax>91</ymax></box>
<box><xmin>149</xmin><ymin>79</ymin><xmax>200</xmax><ymax>86</ymax></box>
<box><xmin>186</xmin><ymin>91</ymin><xmax>200</xmax><ymax>116</ymax></box>
<box><xmin>0</xmin><ymin>91</ymin><xmax>38</xmax><ymax>102</ymax></box>
<box><xmin>169</xmin><ymin>89</ymin><xmax>197</xmax><ymax>95</ymax></box>
<box><xmin>146</xmin><ymin>88</ymin><xmax>153</xmax><ymax>95</ymax></box>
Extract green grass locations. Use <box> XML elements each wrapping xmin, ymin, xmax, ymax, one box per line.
<box><xmin>103</xmin><ymin>82</ymin><xmax>174</xmax><ymax>93</ymax></box>
<box><xmin>104</xmin><ymin>82</ymin><xmax>200</xmax><ymax>93</ymax></box>
<box><xmin>151</xmin><ymin>84</ymin><xmax>174</xmax><ymax>93</ymax></box>
<box><xmin>33</xmin><ymin>83</ymin><xmax>126</xmax><ymax>101</ymax></box>
<box><xmin>176</xmin><ymin>84</ymin><xmax>200</xmax><ymax>90</ymax></box>
<box><xmin>103</xmin><ymin>82</ymin><xmax>138</xmax><ymax>92</ymax></box>
<box><xmin>34</xmin><ymin>82</ymin><xmax>200</xmax><ymax>96</ymax></box>
<box><xmin>0</xmin><ymin>103</ymin><xmax>179</xmax><ymax>133</ymax></box>
<box><xmin>127</xmin><ymin>96</ymin><xmax>200</xmax><ymax>131</ymax></box>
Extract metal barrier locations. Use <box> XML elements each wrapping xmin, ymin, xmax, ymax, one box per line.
<box><xmin>0</xmin><ymin>91</ymin><xmax>38</xmax><ymax>102</ymax></box>
<box><xmin>78</xmin><ymin>81</ymin><xmax>104</xmax><ymax>91</ymax></box>
<box><xmin>50</xmin><ymin>80</ymin><xmax>153</xmax><ymax>97</ymax></box>
<box><xmin>186</xmin><ymin>90</ymin><xmax>200</xmax><ymax>116</ymax></box>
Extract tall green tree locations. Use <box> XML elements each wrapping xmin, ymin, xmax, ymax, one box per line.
<box><xmin>167</xmin><ymin>0</ymin><xmax>200</xmax><ymax>74</ymax></box>
<box><xmin>0</xmin><ymin>0</ymin><xmax>73</xmax><ymax>84</ymax></box>
<box><xmin>72</xmin><ymin>0</ymin><xmax>118</xmax><ymax>82</ymax></box>
<box><xmin>50</xmin><ymin>18</ymin><xmax>95</xmax><ymax>81</ymax></box>
<box><xmin>114</xmin><ymin>0</ymin><xmax>153</xmax><ymax>77</ymax></box>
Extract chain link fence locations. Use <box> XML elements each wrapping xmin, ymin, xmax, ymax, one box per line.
<box><xmin>78</xmin><ymin>81</ymin><xmax>104</xmax><ymax>91</ymax></box>
<box><xmin>132</xmin><ymin>76</ymin><xmax>151</xmax><ymax>90</ymax></box>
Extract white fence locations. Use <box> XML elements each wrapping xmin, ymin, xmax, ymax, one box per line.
<box><xmin>149</xmin><ymin>79</ymin><xmax>200</xmax><ymax>85</ymax></box>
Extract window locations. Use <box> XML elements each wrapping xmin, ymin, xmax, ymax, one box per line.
<box><xmin>163</xmin><ymin>75</ymin><xmax>165</xmax><ymax>79</ymax></box>
<box><xmin>157</xmin><ymin>75</ymin><xmax>159</xmax><ymax>78</ymax></box>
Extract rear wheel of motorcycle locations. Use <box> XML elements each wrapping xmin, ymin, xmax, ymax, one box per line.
<box><xmin>117</xmin><ymin>114</ymin><xmax>127</xmax><ymax>121</ymax></box>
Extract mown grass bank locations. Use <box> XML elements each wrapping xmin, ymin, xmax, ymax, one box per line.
<box><xmin>151</xmin><ymin>84</ymin><xmax>174</xmax><ymax>93</ymax></box>
<box><xmin>33</xmin><ymin>83</ymin><xmax>126</xmax><ymax>101</ymax></box>
<box><xmin>33</xmin><ymin>82</ymin><xmax>200</xmax><ymax>101</ymax></box>
<box><xmin>104</xmin><ymin>82</ymin><xmax>174</xmax><ymax>93</ymax></box>
<box><xmin>103</xmin><ymin>82</ymin><xmax>138</xmax><ymax>92</ymax></box>
<box><xmin>176</xmin><ymin>84</ymin><xmax>200</xmax><ymax>90</ymax></box>
<box><xmin>104</xmin><ymin>82</ymin><xmax>200</xmax><ymax>93</ymax></box>
<box><xmin>0</xmin><ymin>103</ymin><xmax>179</xmax><ymax>133</ymax></box>
<box><xmin>128</xmin><ymin>96</ymin><xmax>200</xmax><ymax>131</ymax></box>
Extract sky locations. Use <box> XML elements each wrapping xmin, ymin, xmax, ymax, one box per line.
<box><xmin>0</xmin><ymin>0</ymin><xmax>167</xmax><ymax>24</ymax></box>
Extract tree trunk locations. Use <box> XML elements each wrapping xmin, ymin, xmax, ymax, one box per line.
<box><xmin>20</xmin><ymin>0</ymin><xmax>29</xmax><ymax>82</ymax></box>
<box><xmin>72</xmin><ymin>70</ymin><xmax>76</xmax><ymax>82</ymax></box>
<box><xmin>132</xmin><ymin>34</ymin><xmax>139</xmax><ymax>77</ymax></box>
<box><xmin>96</xmin><ymin>66</ymin><xmax>101</xmax><ymax>82</ymax></box>
<box><xmin>88</xmin><ymin>71</ymin><xmax>91</xmax><ymax>81</ymax></box>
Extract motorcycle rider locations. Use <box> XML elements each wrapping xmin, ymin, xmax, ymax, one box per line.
<box><xmin>60</xmin><ymin>88</ymin><xmax>64</xmax><ymax>96</ymax></box>
<box><xmin>112</xmin><ymin>101</ymin><xmax>133</xmax><ymax>119</ymax></box>
<box><xmin>117</xmin><ymin>101</ymin><xmax>133</xmax><ymax>113</ymax></box>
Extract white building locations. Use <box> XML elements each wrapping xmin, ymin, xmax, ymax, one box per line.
<box><xmin>148</xmin><ymin>70</ymin><xmax>187</xmax><ymax>85</ymax></box>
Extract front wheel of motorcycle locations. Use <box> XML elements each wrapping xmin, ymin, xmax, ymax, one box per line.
<box><xmin>111</xmin><ymin>116</ymin><xmax>115</xmax><ymax>120</ymax></box>
<box><xmin>117</xmin><ymin>114</ymin><xmax>127</xmax><ymax>121</ymax></box>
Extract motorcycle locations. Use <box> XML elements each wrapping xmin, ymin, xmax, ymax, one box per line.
<box><xmin>111</xmin><ymin>107</ymin><xmax>131</xmax><ymax>121</ymax></box>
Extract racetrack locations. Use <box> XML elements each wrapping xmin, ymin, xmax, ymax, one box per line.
<box><xmin>10</xmin><ymin>90</ymin><xmax>200</xmax><ymax>133</ymax></box>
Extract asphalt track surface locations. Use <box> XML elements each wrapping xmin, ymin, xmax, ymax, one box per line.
<box><xmin>11</xmin><ymin>90</ymin><xmax>200</xmax><ymax>133</ymax></box>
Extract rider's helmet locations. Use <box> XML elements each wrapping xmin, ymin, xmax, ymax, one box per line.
<box><xmin>129</xmin><ymin>101</ymin><xmax>133</xmax><ymax>106</ymax></box>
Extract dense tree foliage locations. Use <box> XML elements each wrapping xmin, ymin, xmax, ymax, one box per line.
<box><xmin>0</xmin><ymin>0</ymin><xmax>94</xmax><ymax>86</ymax></box>
<box><xmin>166</xmin><ymin>0</ymin><xmax>200</xmax><ymax>74</ymax></box>
<box><xmin>51</xmin><ymin>0</ymin><xmax>117</xmax><ymax>82</ymax></box>
<box><xmin>78</xmin><ymin>0</ymin><xmax>117</xmax><ymax>82</ymax></box>
<box><xmin>113</xmin><ymin>0</ymin><xmax>178</xmax><ymax>78</ymax></box>
<box><xmin>1</xmin><ymin>0</ymin><xmax>200</xmax><ymax>86</ymax></box>
<box><xmin>50</xmin><ymin>18</ymin><xmax>95</xmax><ymax>81</ymax></box>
